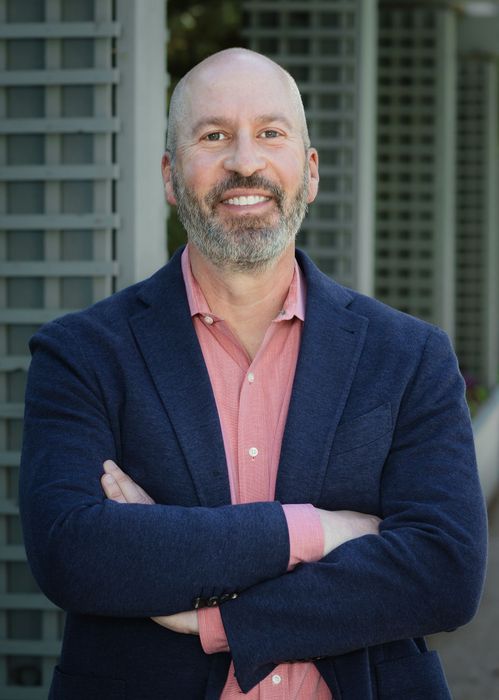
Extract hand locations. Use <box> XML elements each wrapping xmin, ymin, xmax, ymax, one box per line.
<box><xmin>316</xmin><ymin>509</ymin><xmax>381</xmax><ymax>557</ymax></box>
<box><xmin>151</xmin><ymin>610</ymin><xmax>199</xmax><ymax>635</ymax></box>
<box><xmin>101</xmin><ymin>460</ymin><xmax>199</xmax><ymax>636</ymax></box>
<box><xmin>101</xmin><ymin>460</ymin><xmax>155</xmax><ymax>504</ymax></box>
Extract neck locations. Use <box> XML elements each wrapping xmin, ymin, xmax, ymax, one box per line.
<box><xmin>189</xmin><ymin>243</ymin><xmax>296</xmax><ymax>359</ymax></box>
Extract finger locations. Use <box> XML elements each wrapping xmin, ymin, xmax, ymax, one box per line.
<box><xmin>151</xmin><ymin>611</ymin><xmax>199</xmax><ymax>635</ymax></box>
<box><xmin>151</xmin><ymin>615</ymin><xmax>172</xmax><ymax>627</ymax></box>
<box><xmin>151</xmin><ymin>615</ymin><xmax>181</xmax><ymax>632</ymax></box>
<box><xmin>103</xmin><ymin>459</ymin><xmax>123</xmax><ymax>476</ymax></box>
<box><xmin>103</xmin><ymin>459</ymin><xmax>144</xmax><ymax>503</ymax></box>
<box><xmin>101</xmin><ymin>473</ymin><xmax>127</xmax><ymax>503</ymax></box>
<box><xmin>103</xmin><ymin>460</ymin><xmax>155</xmax><ymax>505</ymax></box>
<box><xmin>135</xmin><ymin>485</ymin><xmax>155</xmax><ymax>505</ymax></box>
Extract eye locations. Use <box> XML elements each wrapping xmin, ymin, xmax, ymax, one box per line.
<box><xmin>204</xmin><ymin>132</ymin><xmax>227</xmax><ymax>141</ymax></box>
<box><xmin>260</xmin><ymin>129</ymin><xmax>280</xmax><ymax>139</ymax></box>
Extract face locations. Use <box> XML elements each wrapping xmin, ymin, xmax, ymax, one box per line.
<box><xmin>171</xmin><ymin>163</ymin><xmax>310</xmax><ymax>271</ymax></box>
<box><xmin>162</xmin><ymin>54</ymin><xmax>319</xmax><ymax>271</ymax></box>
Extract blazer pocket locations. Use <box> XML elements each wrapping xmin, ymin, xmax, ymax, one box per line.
<box><xmin>49</xmin><ymin>666</ymin><xmax>125</xmax><ymax>700</ymax></box>
<box><xmin>320</xmin><ymin>403</ymin><xmax>393</xmax><ymax>512</ymax></box>
<box><xmin>332</xmin><ymin>402</ymin><xmax>392</xmax><ymax>456</ymax></box>
<box><xmin>375</xmin><ymin>651</ymin><xmax>451</xmax><ymax>700</ymax></box>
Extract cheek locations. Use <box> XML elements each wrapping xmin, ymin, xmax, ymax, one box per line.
<box><xmin>182</xmin><ymin>154</ymin><xmax>223</xmax><ymax>190</ymax></box>
<box><xmin>274</xmin><ymin>152</ymin><xmax>307</xmax><ymax>187</ymax></box>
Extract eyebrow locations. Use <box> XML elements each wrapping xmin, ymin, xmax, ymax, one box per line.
<box><xmin>191</xmin><ymin>113</ymin><xmax>294</xmax><ymax>136</ymax></box>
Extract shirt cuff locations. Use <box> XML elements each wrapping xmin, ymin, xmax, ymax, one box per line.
<box><xmin>282</xmin><ymin>503</ymin><xmax>324</xmax><ymax>570</ymax></box>
<box><xmin>198</xmin><ymin>607</ymin><xmax>230</xmax><ymax>654</ymax></box>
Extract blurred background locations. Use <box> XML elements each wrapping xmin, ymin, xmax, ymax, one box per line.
<box><xmin>0</xmin><ymin>0</ymin><xmax>498</xmax><ymax>697</ymax></box>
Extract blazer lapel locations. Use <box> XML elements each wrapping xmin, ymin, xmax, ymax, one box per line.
<box><xmin>128</xmin><ymin>250</ymin><xmax>231</xmax><ymax>507</ymax></box>
<box><xmin>275</xmin><ymin>252</ymin><xmax>369</xmax><ymax>504</ymax></box>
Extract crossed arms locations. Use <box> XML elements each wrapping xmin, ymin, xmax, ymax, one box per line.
<box><xmin>100</xmin><ymin>458</ymin><xmax>381</xmax><ymax>637</ymax></box>
<box><xmin>19</xmin><ymin>319</ymin><xmax>487</xmax><ymax>690</ymax></box>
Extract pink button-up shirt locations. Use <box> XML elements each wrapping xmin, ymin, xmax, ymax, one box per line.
<box><xmin>182</xmin><ymin>246</ymin><xmax>332</xmax><ymax>699</ymax></box>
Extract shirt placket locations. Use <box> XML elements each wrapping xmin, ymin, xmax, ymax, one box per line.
<box><xmin>237</xmin><ymin>313</ymin><xmax>291</xmax><ymax>505</ymax></box>
<box><xmin>260</xmin><ymin>667</ymin><xmax>289</xmax><ymax>699</ymax></box>
<box><xmin>237</xmin><ymin>350</ymin><xmax>269</xmax><ymax>504</ymax></box>
<box><xmin>184</xmin><ymin>250</ymin><xmax>330</xmax><ymax>700</ymax></box>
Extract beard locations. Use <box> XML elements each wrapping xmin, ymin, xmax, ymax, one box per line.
<box><xmin>171</xmin><ymin>168</ymin><xmax>309</xmax><ymax>272</ymax></box>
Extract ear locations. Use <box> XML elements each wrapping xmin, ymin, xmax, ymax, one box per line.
<box><xmin>161</xmin><ymin>152</ymin><xmax>177</xmax><ymax>206</ymax></box>
<box><xmin>306</xmin><ymin>148</ymin><xmax>319</xmax><ymax>204</ymax></box>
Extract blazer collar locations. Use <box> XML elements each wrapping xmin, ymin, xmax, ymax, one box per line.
<box><xmin>129</xmin><ymin>247</ymin><xmax>368</xmax><ymax>507</ymax></box>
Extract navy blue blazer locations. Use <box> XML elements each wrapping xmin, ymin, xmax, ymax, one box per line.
<box><xmin>20</xmin><ymin>248</ymin><xmax>487</xmax><ymax>699</ymax></box>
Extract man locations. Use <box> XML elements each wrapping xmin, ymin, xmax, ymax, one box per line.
<box><xmin>20</xmin><ymin>49</ymin><xmax>487</xmax><ymax>699</ymax></box>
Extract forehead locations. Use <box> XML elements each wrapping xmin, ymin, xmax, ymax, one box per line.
<box><xmin>181</xmin><ymin>58</ymin><xmax>301</xmax><ymax>134</ymax></box>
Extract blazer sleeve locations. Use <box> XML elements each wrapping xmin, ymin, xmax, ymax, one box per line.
<box><xmin>19</xmin><ymin>320</ymin><xmax>290</xmax><ymax>617</ymax></box>
<box><xmin>218</xmin><ymin>327</ymin><xmax>488</xmax><ymax>692</ymax></box>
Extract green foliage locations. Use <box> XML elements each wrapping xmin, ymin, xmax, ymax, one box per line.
<box><xmin>168</xmin><ymin>0</ymin><xmax>243</xmax><ymax>88</ymax></box>
<box><xmin>464</xmin><ymin>376</ymin><xmax>491</xmax><ymax>418</ymax></box>
<box><xmin>167</xmin><ymin>0</ymin><xmax>244</xmax><ymax>256</ymax></box>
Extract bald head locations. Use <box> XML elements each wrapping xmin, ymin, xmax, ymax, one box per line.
<box><xmin>166</xmin><ymin>48</ymin><xmax>310</xmax><ymax>158</ymax></box>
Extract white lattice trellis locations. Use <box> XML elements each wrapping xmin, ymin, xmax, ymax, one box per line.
<box><xmin>0</xmin><ymin>0</ymin><xmax>166</xmax><ymax>696</ymax></box>
<box><xmin>455</xmin><ymin>54</ymin><xmax>498</xmax><ymax>387</ymax></box>
<box><xmin>243</xmin><ymin>0</ymin><xmax>377</xmax><ymax>293</ymax></box>
<box><xmin>375</xmin><ymin>1</ymin><xmax>457</xmax><ymax>335</ymax></box>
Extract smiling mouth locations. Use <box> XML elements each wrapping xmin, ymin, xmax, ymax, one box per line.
<box><xmin>223</xmin><ymin>195</ymin><xmax>271</xmax><ymax>206</ymax></box>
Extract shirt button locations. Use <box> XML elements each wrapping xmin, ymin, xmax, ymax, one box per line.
<box><xmin>247</xmin><ymin>372</ymin><xmax>255</xmax><ymax>383</ymax></box>
<box><xmin>204</xmin><ymin>315</ymin><xmax>214</xmax><ymax>325</ymax></box>
<box><xmin>248</xmin><ymin>447</ymin><xmax>258</xmax><ymax>458</ymax></box>
<box><xmin>272</xmin><ymin>674</ymin><xmax>282</xmax><ymax>685</ymax></box>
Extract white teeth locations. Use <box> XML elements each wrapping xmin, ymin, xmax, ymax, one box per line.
<box><xmin>225</xmin><ymin>195</ymin><xmax>270</xmax><ymax>206</ymax></box>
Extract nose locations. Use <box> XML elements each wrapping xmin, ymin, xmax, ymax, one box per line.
<box><xmin>223</xmin><ymin>133</ymin><xmax>266</xmax><ymax>177</ymax></box>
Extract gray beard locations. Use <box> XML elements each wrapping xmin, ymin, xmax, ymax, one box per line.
<box><xmin>172</xmin><ymin>170</ymin><xmax>309</xmax><ymax>272</ymax></box>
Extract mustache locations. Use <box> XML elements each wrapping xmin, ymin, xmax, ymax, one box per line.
<box><xmin>205</xmin><ymin>174</ymin><xmax>284</xmax><ymax>210</ymax></box>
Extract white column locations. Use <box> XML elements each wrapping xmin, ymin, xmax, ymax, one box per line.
<box><xmin>353</xmin><ymin>0</ymin><xmax>377</xmax><ymax>296</ymax></box>
<box><xmin>434</xmin><ymin>8</ymin><xmax>457</xmax><ymax>338</ymax></box>
<box><xmin>115</xmin><ymin>0</ymin><xmax>167</xmax><ymax>289</ymax></box>
<box><xmin>483</xmin><ymin>61</ymin><xmax>498</xmax><ymax>387</ymax></box>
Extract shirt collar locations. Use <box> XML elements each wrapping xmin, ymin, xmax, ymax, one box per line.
<box><xmin>181</xmin><ymin>244</ymin><xmax>306</xmax><ymax>323</ymax></box>
<box><xmin>181</xmin><ymin>245</ymin><xmax>215</xmax><ymax>319</ymax></box>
